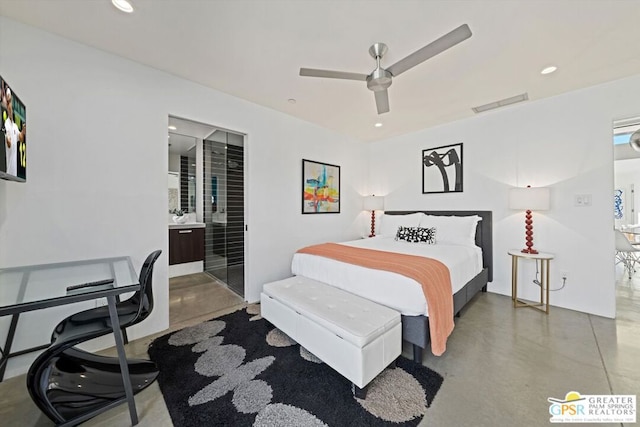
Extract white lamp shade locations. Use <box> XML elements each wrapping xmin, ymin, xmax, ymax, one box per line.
<box><xmin>363</xmin><ymin>195</ymin><xmax>384</xmax><ymax>211</ymax></box>
<box><xmin>509</xmin><ymin>187</ymin><xmax>550</xmax><ymax>211</ymax></box>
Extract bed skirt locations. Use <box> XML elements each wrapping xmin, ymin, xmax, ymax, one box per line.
<box><xmin>402</xmin><ymin>267</ymin><xmax>489</xmax><ymax>363</ymax></box>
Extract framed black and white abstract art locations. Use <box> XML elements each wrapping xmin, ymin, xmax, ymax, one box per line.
<box><xmin>422</xmin><ymin>143</ymin><xmax>463</xmax><ymax>194</ymax></box>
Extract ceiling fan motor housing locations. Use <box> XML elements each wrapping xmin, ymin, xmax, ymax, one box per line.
<box><xmin>367</xmin><ymin>68</ymin><xmax>392</xmax><ymax>92</ymax></box>
<box><xmin>369</xmin><ymin>42</ymin><xmax>388</xmax><ymax>59</ymax></box>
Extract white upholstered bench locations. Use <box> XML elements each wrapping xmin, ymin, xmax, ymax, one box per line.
<box><xmin>260</xmin><ymin>276</ymin><xmax>401</xmax><ymax>397</ymax></box>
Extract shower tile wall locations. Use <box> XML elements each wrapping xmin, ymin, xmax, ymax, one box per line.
<box><xmin>180</xmin><ymin>156</ymin><xmax>189</xmax><ymax>210</ymax></box>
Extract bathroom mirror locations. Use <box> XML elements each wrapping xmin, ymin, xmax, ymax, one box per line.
<box><xmin>168</xmin><ymin>171</ymin><xmax>179</xmax><ymax>212</ymax></box>
<box><xmin>168</xmin><ymin>133</ymin><xmax>197</xmax><ymax>213</ymax></box>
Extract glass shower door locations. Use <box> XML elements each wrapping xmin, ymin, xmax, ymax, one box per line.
<box><xmin>203</xmin><ymin>131</ymin><xmax>244</xmax><ymax>297</ymax></box>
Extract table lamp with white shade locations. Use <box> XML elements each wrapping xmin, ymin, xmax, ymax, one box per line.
<box><xmin>509</xmin><ymin>186</ymin><xmax>550</xmax><ymax>254</ymax></box>
<box><xmin>363</xmin><ymin>195</ymin><xmax>384</xmax><ymax>237</ymax></box>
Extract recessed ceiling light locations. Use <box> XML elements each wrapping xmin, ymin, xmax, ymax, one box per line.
<box><xmin>168</xmin><ymin>125</ymin><xmax>177</xmax><ymax>130</ymax></box>
<box><xmin>112</xmin><ymin>0</ymin><xmax>134</xmax><ymax>13</ymax></box>
<box><xmin>374</xmin><ymin>122</ymin><xmax>383</xmax><ymax>128</ymax></box>
<box><xmin>288</xmin><ymin>98</ymin><xmax>297</xmax><ymax>104</ymax></box>
<box><xmin>541</xmin><ymin>66</ymin><xmax>557</xmax><ymax>75</ymax></box>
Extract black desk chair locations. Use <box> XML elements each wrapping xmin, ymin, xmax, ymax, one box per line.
<box><xmin>26</xmin><ymin>250</ymin><xmax>162</xmax><ymax>425</ymax></box>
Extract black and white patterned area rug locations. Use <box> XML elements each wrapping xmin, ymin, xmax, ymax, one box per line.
<box><xmin>148</xmin><ymin>306</ymin><xmax>443</xmax><ymax>426</ymax></box>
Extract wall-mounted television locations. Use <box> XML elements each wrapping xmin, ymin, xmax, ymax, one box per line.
<box><xmin>0</xmin><ymin>75</ymin><xmax>26</xmax><ymax>182</ymax></box>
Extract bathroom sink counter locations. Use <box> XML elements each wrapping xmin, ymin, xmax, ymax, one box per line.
<box><xmin>168</xmin><ymin>222</ymin><xmax>206</xmax><ymax>230</ymax></box>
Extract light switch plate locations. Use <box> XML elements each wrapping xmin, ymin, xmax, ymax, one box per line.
<box><xmin>574</xmin><ymin>194</ymin><xmax>592</xmax><ymax>206</ymax></box>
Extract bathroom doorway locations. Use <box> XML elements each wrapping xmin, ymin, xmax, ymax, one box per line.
<box><xmin>168</xmin><ymin>116</ymin><xmax>246</xmax><ymax>298</ymax></box>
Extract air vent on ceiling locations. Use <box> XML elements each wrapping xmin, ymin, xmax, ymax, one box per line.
<box><xmin>472</xmin><ymin>93</ymin><xmax>529</xmax><ymax>114</ymax></box>
<box><xmin>613</xmin><ymin>116</ymin><xmax>640</xmax><ymax>130</ymax></box>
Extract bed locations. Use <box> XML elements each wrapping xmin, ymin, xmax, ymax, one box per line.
<box><xmin>291</xmin><ymin>210</ymin><xmax>493</xmax><ymax>363</ymax></box>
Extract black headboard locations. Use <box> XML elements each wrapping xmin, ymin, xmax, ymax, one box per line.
<box><xmin>385</xmin><ymin>210</ymin><xmax>493</xmax><ymax>282</ymax></box>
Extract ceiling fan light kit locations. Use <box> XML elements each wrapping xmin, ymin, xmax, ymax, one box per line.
<box><xmin>299</xmin><ymin>24</ymin><xmax>472</xmax><ymax>115</ymax></box>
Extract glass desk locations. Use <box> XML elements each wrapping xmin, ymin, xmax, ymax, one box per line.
<box><xmin>0</xmin><ymin>256</ymin><xmax>142</xmax><ymax>425</ymax></box>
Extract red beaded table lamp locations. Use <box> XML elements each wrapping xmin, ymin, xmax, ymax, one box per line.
<box><xmin>363</xmin><ymin>195</ymin><xmax>384</xmax><ymax>238</ymax></box>
<box><xmin>509</xmin><ymin>186</ymin><xmax>550</xmax><ymax>254</ymax></box>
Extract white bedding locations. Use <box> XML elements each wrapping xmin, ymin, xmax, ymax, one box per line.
<box><xmin>291</xmin><ymin>236</ymin><xmax>483</xmax><ymax>316</ymax></box>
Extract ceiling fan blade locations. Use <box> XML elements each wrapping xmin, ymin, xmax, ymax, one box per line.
<box><xmin>300</xmin><ymin>68</ymin><xmax>368</xmax><ymax>81</ymax></box>
<box><xmin>387</xmin><ymin>24</ymin><xmax>472</xmax><ymax>77</ymax></box>
<box><xmin>374</xmin><ymin>89</ymin><xmax>390</xmax><ymax>114</ymax></box>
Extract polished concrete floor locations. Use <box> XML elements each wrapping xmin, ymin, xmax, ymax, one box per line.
<box><xmin>1</xmin><ymin>270</ymin><xmax>638</xmax><ymax>426</ymax></box>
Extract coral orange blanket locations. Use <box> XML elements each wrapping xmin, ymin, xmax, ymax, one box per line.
<box><xmin>297</xmin><ymin>243</ymin><xmax>454</xmax><ymax>356</ymax></box>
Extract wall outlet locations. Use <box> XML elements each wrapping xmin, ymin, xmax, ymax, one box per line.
<box><xmin>561</xmin><ymin>271</ymin><xmax>568</xmax><ymax>281</ymax></box>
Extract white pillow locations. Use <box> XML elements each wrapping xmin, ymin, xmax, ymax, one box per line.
<box><xmin>419</xmin><ymin>214</ymin><xmax>482</xmax><ymax>246</ymax></box>
<box><xmin>379</xmin><ymin>213</ymin><xmax>424</xmax><ymax>237</ymax></box>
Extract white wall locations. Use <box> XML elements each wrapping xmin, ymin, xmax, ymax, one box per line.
<box><xmin>0</xmin><ymin>17</ymin><xmax>366</xmax><ymax>377</ymax></box>
<box><xmin>368</xmin><ymin>74</ymin><xmax>640</xmax><ymax>318</ymax></box>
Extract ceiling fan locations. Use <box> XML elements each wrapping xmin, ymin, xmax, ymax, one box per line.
<box><xmin>299</xmin><ymin>24</ymin><xmax>472</xmax><ymax>115</ymax></box>
<box><xmin>630</xmin><ymin>129</ymin><xmax>640</xmax><ymax>152</ymax></box>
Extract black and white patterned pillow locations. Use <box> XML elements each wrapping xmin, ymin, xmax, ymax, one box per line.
<box><xmin>395</xmin><ymin>226</ymin><xmax>436</xmax><ymax>244</ymax></box>
<box><xmin>395</xmin><ymin>226</ymin><xmax>422</xmax><ymax>243</ymax></box>
<box><xmin>395</xmin><ymin>226</ymin><xmax>413</xmax><ymax>242</ymax></box>
<box><xmin>416</xmin><ymin>227</ymin><xmax>437</xmax><ymax>244</ymax></box>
